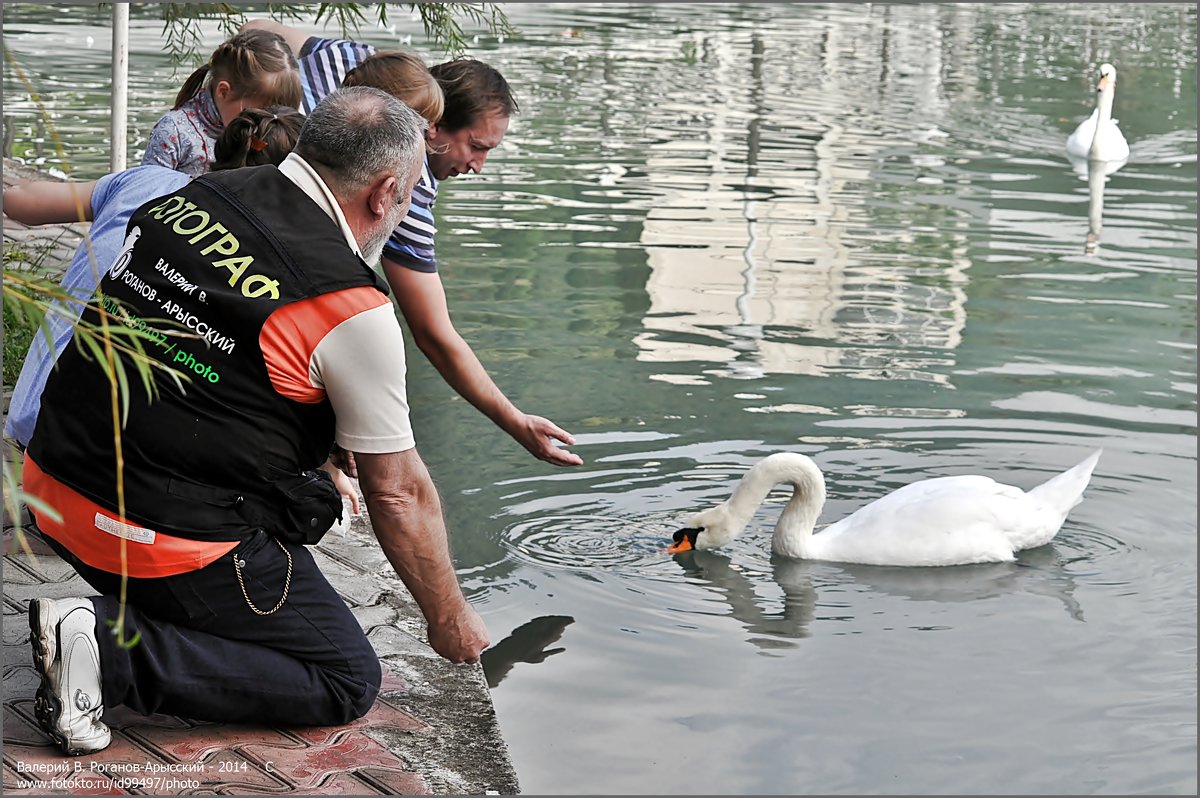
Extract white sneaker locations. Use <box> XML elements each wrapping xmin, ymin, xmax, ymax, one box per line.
<box><xmin>29</xmin><ymin>598</ymin><xmax>111</xmax><ymax>755</ymax></box>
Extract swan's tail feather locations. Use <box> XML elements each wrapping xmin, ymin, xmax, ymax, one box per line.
<box><xmin>1027</xmin><ymin>449</ymin><xmax>1102</xmax><ymax>513</ymax></box>
<box><xmin>1005</xmin><ymin>449</ymin><xmax>1101</xmax><ymax>552</ymax></box>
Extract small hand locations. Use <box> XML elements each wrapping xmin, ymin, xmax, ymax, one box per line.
<box><xmin>514</xmin><ymin>414</ymin><xmax>583</xmax><ymax>467</ymax></box>
<box><xmin>320</xmin><ymin>461</ymin><xmax>361</xmax><ymax>515</ymax></box>
<box><xmin>329</xmin><ymin>444</ymin><xmax>358</xmax><ymax>479</ymax></box>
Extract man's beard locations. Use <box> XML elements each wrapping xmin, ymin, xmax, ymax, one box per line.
<box><xmin>361</xmin><ymin>202</ymin><xmax>407</xmax><ymax>265</ymax></box>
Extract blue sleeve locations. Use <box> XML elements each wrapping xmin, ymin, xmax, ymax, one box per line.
<box><xmin>89</xmin><ymin>170</ymin><xmax>131</xmax><ymax>218</ymax></box>
<box><xmin>298</xmin><ymin>37</ymin><xmax>377</xmax><ymax>114</ymax></box>
<box><xmin>5</xmin><ymin>169</ymin><xmax>131</xmax><ymax>447</ymax></box>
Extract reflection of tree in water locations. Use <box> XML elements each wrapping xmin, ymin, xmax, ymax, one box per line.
<box><xmin>481</xmin><ymin>615</ymin><xmax>575</xmax><ymax>689</ymax></box>
<box><xmin>672</xmin><ymin>541</ymin><xmax>1084</xmax><ymax>650</ymax></box>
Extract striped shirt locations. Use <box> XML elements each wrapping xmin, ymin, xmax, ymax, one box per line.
<box><xmin>298</xmin><ymin>36</ymin><xmax>439</xmax><ymax>273</ymax></box>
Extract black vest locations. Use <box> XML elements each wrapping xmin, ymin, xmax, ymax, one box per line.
<box><xmin>29</xmin><ymin>165</ymin><xmax>389</xmax><ymax>541</ymax></box>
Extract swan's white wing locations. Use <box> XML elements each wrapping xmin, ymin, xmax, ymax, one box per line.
<box><xmin>1093</xmin><ymin>121</ymin><xmax>1130</xmax><ymax>161</ymax></box>
<box><xmin>1066</xmin><ymin>109</ymin><xmax>1099</xmax><ymax>158</ymax></box>
<box><xmin>811</xmin><ymin>476</ymin><xmax>1028</xmax><ymax>566</ymax></box>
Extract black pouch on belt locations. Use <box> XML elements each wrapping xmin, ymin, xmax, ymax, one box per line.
<box><xmin>271</xmin><ymin>469</ymin><xmax>343</xmax><ymax>545</ymax></box>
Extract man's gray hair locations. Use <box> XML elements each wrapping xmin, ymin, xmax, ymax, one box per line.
<box><xmin>294</xmin><ymin>85</ymin><xmax>427</xmax><ymax>196</ymax></box>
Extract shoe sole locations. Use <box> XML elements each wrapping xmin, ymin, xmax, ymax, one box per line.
<box><xmin>28</xmin><ymin>599</ymin><xmax>100</xmax><ymax>757</ymax></box>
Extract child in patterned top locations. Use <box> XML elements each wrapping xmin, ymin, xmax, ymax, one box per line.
<box><xmin>142</xmin><ymin>29</ymin><xmax>301</xmax><ymax>176</ymax></box>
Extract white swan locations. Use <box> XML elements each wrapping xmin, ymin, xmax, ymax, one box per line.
<box><xmin>667</xmin><ymin>451</ymin><xmax>1102</xmax><ymax>567</ymax></box>
<box><xmin>1066</xmin><ymin>63</ymin><xmax>1129</xmax><ymax>162</ymax></box>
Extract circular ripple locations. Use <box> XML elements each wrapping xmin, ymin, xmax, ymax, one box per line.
<box><xmin>1038</xmin><ymin>525</ymin><xmax>1139</xmax><ymax>577</ymax></box>
<box><xmin>501</xmin><ymin>514</ymin><xmax>683</xmax><ymax>578</ymax></box>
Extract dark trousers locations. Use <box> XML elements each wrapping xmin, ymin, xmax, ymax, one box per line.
<box><xmin>39</xmin><ymin>526</ymin><xmax>381</xmax><ymax>727</ymax></box>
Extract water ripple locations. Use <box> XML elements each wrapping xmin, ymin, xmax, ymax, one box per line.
<box><xmin>501</xmin><ymin>513</ymin><xmax>682</xmax><ymax>579</ymax></box>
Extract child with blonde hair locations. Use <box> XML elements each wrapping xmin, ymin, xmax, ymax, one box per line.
<box><xmin>142</xmin><ymin>29</ymin><xmax>301</xmax><ymax>176</ymax></box>
<box><xmin>340</xmin><ymin>51</ymin><xmax>444</xmax><ymax>126</ymax></box>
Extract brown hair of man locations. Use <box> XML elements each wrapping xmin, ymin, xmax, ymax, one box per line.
<box><xmin>429</xmin><ymin>59</ymin><xmax>518</xmax><ymax>132</ymax></box>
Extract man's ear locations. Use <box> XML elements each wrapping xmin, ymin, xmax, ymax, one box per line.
<box><xmin>367</xmin><ymin>174</ymin><xmax>398</xmax><ymax>220</ymax></box>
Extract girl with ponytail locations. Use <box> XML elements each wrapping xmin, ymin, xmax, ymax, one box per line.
<box><xmin>142</xmin><ymin>29</ymin><xmax>301</xmax><ymax>177</ymax></box>
<box><xmin>210</xmin><ymin>106</ymin><xmax>305</xmax><ymax>170</ymax></box>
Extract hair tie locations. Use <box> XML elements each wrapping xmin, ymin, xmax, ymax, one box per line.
<box><xmin>249</xmin><ymin>137</ymin><xmax>269</xmax><ymax>152</ymax></box>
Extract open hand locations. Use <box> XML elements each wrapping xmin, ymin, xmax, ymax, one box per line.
<box><xmin>514</xmin><ymin>414</ymin><xmax>584</xmax><ymax>467</ymax></box>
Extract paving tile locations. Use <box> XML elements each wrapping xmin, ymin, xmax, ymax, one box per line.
<box><xmin>5</xmin><ymin>552</ymin><xmax>91</xmax><ymax>587</ymax></box>
<box><xmin>368</xmin><ymin>624</ymin><xmax>437</xmax><ymax>660</ymax></box>
<box><xmin>291</xmin><ymin>698</ymin><xmax>430</xmax><ymax>746</ymax></box>
<box><xmin>3</xmin><ymin>765</ymin><xmax>25</xmax><ymax>791</ymax></box>
<box><xmin>315</xmin><ymin>535</ymin><xmax>392</xmax><ymax>576</ymax></box>
<box><xmin>3</xmin><ymin>732</ymin><xmax>155</xmax><ymax>783</ymax></box>
<box><xmin>128</xmin><ymin>725</ymin><xmax>303</xmax><ymax>765</ymax></box>
<box><xmin>102</xmin><ymin>706</ymin><xmax>194</xmax><ymax>730</ymax></box>
<box><xmin>156</xmin><ymin>750</ymin><xmax>286</xmax><ymax>794</ymax></box>
<box><xmin>1</xmin><ymin>558</ymin><xmax>43</xmax><ymax>586</ymax></box>
<box><xmin>378</xmin><ymin>671</ymin><xmax>411</xmax><ymax>695</ymax></box>
<box><xmin>4</xmin><ymin>663</ymin><xmax>41</xmax><ymax>698</ymax></box>
<box><xmin>239</xmin><ymin>732</ymin><xmax>416</xmax><ymax>792</ymax></box>
<box><xmin>2</xmin><ymin>609</ymin><xmax>29</xmax><ymax>647</ymax></box>
<box><xmin>359</xmin><ymin>766</ymin><xmax>431</xmax><ymax>795</ymax></box>
<box><xmin>5</xmin><ymin>769</ymin><xmax>132</xmax><ymax>795</ymax></box>
<box><xmin>293</xmin><ymin>771</ymin><xmax>385</xmax><ymax>795</ymax></box>
<box><xmin>348</xmin><ymin>602</ymin><xmax>398</xmax><ymax>633</ymax></box>
<box><xmin>5</xmin><ymin>703</ymin><xmax>50</xmax><ymax>746</ymax></box>
<box><xmin>307</xmin><ymin>548</ymin><xmax>385</xmax><ymax>607</ymax></box>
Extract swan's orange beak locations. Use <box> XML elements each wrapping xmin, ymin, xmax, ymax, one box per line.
<box><xmin>1097</xmin><ymin>74</ymin><xmax>1113</xmax><ymax>92</ymax></box>
<box><xmin>667</xmin><ymin>528</ymin><xmax>700</xmax><ymax>555</ymax></box>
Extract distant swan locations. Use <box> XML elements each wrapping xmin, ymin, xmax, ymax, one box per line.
<box><xmin>1066</xmin><ymin>63</ymin><xmax>1130</xmax><ymax>162</ymax></box>
<box><xmin>668</xmin><ymin>451</ymin><xmax>1102</xmax><ymax>567</ymax></box>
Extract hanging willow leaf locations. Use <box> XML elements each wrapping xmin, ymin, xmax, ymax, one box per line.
<box><xmin>143</xmin><ymin>2</ymin><xmax>515</xmax><ymax>66</ymax></box>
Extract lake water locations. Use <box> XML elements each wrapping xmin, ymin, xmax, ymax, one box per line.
<box><xmin>3</xmin><ymin>3</ymin><xmax>1197</xmax><ymax>794</ymax></box>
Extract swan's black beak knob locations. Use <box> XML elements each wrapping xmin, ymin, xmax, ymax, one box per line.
<box><xmin>667</xmin><ymin>527</ymin><xmax>701</xmax><ymax>555</ymax></box>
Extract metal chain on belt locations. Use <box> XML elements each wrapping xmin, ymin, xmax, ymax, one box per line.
<box><xmin>233</xmin><ymin>536</ymin><xmax>293</xmax><ymax>616</ymax></box>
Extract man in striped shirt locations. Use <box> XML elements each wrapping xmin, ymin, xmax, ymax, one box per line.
<box><xmin>244</xmin><ymin>19</ymin><xmax>584</xmax><ymax>468</ymax></box>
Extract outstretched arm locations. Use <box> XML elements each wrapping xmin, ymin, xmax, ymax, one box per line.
<box><xmin>3</xmin><ymin>179</ymin><xmax>97</xmax><ymax>226</ymax></box>
<box><xmin>383</xmin><ymin>258</ymin><xmax>583</xmax><ymax>467</ymax></box>
<box><xmin>356</xmin><ymin>448</ymin><xmax>490</xmax><ymax>663</ymax></box>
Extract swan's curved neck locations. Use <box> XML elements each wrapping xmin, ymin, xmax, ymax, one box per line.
<box><xmin>724</xmin><ymin>455</ymin><xmax>826</xmax><ymax>559</ymax></box>
<box><xmin>1096</xmin><ymin>85</ymin><xmax>1115</xmax><ymax>124</ymax></box>
<box><xmin>1090</xmin><ymin>84</ymin><xmax>1116</xmax><ymax>157</ymax></box>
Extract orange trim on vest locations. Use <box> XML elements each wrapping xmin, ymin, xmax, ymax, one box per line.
<box><xmin>22</xmin><ymin>454</ymin><xmax>238</xmax><ymax>578</ymax></box>
<box><xmin>260</xmin><ymin>286</ymin><xmax>392</xmax><ymax>403</ymax></box>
